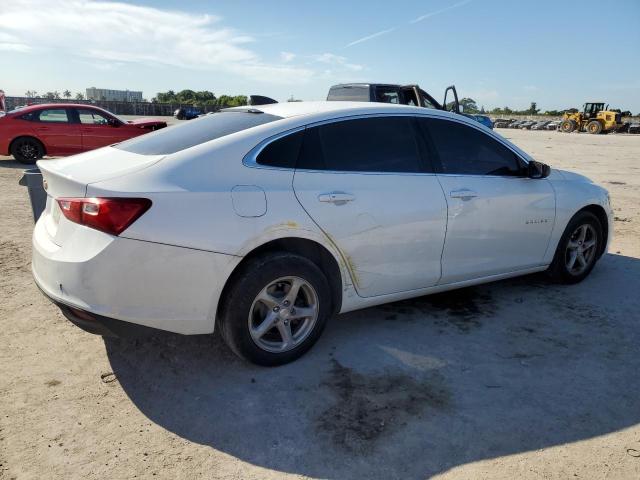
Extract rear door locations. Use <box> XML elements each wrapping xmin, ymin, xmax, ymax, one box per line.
<box><xmin>32</xmin><ymin>108</ymin><xmax>82</xmax><ymax>155</ymax></box>
<box><xmin>417</xmin><ymin>117</ymin><xmax>555</xmax><ymax>284</ymax></box>
<box><xmin>293</xmin><ymin>115</ymin><xmax>448</xmax><ymax>297</ymax></box>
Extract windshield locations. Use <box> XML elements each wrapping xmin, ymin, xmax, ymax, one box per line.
<box><xmin>114</xmin><ymin>110</ymin><xmax>283</xmax><ymax>155</ymax></box>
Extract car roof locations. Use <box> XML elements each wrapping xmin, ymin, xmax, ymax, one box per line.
<box><xmin>226</xmin><ymin>100</ymin><xmax>442</xmax><ymax>120</ymax></box>
<box><xmin>9</xmin><ymin>103</ymin><xmax>103</xmax><ymax>113</ymax></box>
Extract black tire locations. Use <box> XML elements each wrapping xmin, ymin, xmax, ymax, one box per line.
<box><xmin>560</xmin><ymin>120</ymin><xmax>576</xmax><ymax>133</ymax></box>
<box><xmin>586</xmin><ymin>120</ymin><xmax>603</xmax><ymax>134</ymax></box>
<box><xmin>547</xmin><ymin>211</ymin><xmax>603</xmax><ymax>284</ymax></box>
<box><xmin>10</xmin><ymin>136</ymin><xmax>44</xmax><ymax>164</ymax></box>
<box><xmin>218</xmin><ymin>252</ymin><xmax>332</xmax><ymax>366</ymax></box>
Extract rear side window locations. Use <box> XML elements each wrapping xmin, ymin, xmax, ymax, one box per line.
<box><xmin>37</xmin><ymin>109</ymin><xmax>69</xmax><ymax>123</ymax></box>
<box><xmin>419</xmin><ymin>118</ymin><xmax>522</xmax><ymax>176</ymax></box>
<box><xmin>327</xmin><ymin>85</ymin><xmax>370</xmax><ymax>102</ymax></box>
<box><xmin>115</xmin><ymin>111</ymin><xmax>282</xmax><ymax>155</ymax></box>
<box><xmin>298</xmin><ymin>116</ymin><xmax>423</xmax><ymax>173</ymax></box>
<box><xmin>256</xmin><ymin>130</ymin><xmax>304</xmax><ymax>168</ymax></box>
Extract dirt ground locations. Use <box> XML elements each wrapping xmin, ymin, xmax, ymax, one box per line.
<box><xmin>1</xmin><ymin>128</ymin><xmax>639</xmax><ymax>480</ymax></box>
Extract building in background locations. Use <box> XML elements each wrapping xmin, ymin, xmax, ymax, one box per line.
<box><xmin>85</xmin><ymin>87</ymin><xmax>143</xmax><ymax>102</ymax></box>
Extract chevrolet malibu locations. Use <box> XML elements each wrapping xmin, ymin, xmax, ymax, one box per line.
<box><xmin>32</xmin><ymin>102</ymin><xmax>612</xmax><ymax>365</ymax></box>
<box><xmin>0</xmin><ymin>103</ymin><xmax>167</xmax><ymax>164</ymax></box>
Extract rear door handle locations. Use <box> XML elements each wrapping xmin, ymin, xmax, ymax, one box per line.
<box><xmin>450</xmin><ymin>189</ymin><xmax>478</xmax><ymax>199</ymax></box>
<box><xmin>318</xmin><ymin>192</ymin><xmax>355</xmax><ymax>204</ymax></box>
<box><xmin>35</xmin><ymin>127</ymin><xmax>50</xmax><ymax>132</ymax></box>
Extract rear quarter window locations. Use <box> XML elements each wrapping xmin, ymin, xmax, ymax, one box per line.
<box><xmin>114</xmin><ymin>111</ymin><xmax>282</xmax><ymax>155</ymax></box>
<box><xmin>256</xmin><ymin>130</ymin><xmax>304</xmax><ymax>168</ymax></box>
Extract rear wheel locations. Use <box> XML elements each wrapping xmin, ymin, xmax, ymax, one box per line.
<box><xmin>10</xmin><ymin>137</ymin><xmax>44</xmax><ymax>164</ymax></box>
<box><xmin>548</xmin><ymin>211</ymin><xmax>602</xmax><ymax>284</ymax></box>
<box><xmin>586</xmin><ymin>120</ymin><xmax>603</xmax><ymax>134</ymax></box>
<box><xmin>218</xmin><ymin>252</ymin><xmax>332</xmax><ymax>366</ymax></box>
<box><xmin>560</xmin><ymin>120</ymin><xmax>576</xmax><ymax>133</ymax></box>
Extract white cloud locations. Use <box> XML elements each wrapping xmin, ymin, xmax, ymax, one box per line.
<box><xmin>311</xmin><ymin>53</ymin><xmax>363</xmax><ymax>72</ymax></box>
<box><xmin>280</xmin><ymin>51</ymin><xmax>296</xmax><ymax>62</ymax></box>
<box><xmin>0</xmin><ymin>0</ymin><xmax>314</xmax><ymax>84</ymax></box>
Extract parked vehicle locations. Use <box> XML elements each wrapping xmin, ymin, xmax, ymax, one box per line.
<box><xmin>531</xmin><ymin>121</ymin><xmax>551</xmax><ymax>130</ymax></box>
<box><xmin>470</xmin><ymin>114</ymin><xmax>493</xmax><ymax>129</ymax></box>
<box><xmin>174</xmin><ymin>107</ymin><xmax>202</xmax><ymax>120</ymax></box>
<box><xmin>546</xmin><ymin>121</ymin><xmax>561</xmax><ymax>130</ymax></box>
<box><xmin>629</xmin><ymin>123</ymin><xmax>640</xmax><ymax>134</ymax></box>
<box><xmin>617</xmin><ymin>122</ymin><xmax>630</xmax><ymax>133</ymax></box>
<box><xmin>0</xmin><ymin>103</ymin><xmax>167</xmax><ymax>164</ymax></box>
<box><xmin>326</xmin><ymin>83</ymin><xmax>499</xmax><ymax>130</ymax></box>
<box><xmin>32</xmin><ymin>102</ymin><xmax>612</xmax><ymax>365</ymax></box>
<box><xmin>520</xmin><ymin>121</ymin><xmax>536</xmax><ymax>129</ymax></box>
<box><xmin>509</xmin><ymin>120</ymin><xmax>525</xmax><ymax>128</ymax></box>
<box><xmin>560</xmin><ymin>102</ymin><xmax>623</xmax><ymax>134</ymax></box>
<box><xmin>493</xmin><ymin>119</ymin><xmax>513</xmax><ymax>128</ymax></box>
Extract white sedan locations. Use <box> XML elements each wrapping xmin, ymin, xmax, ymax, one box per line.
<box><xmin>32</xmin><ymin>102</ymin><xmax>612</xmax><ymax>365</ymax></box>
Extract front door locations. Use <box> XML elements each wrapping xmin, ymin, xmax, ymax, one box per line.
<box><xmin>74</xmin><ymin>108</ymin><xmax>130</xmax><ymax>150</ymax></box>
<box><xmin>293</xmin><ymin>115</ymin><xmax>448</xmax><ymax>297</ymax></box>
<box><xmin>417</xmin><ymin>117</ymin><xmax>555</xmax><ymax>284</ymax></box>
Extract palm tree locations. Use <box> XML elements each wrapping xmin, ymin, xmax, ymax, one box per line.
<box><xmin>75</xmin><ymin>93</ymin><xmax>84</xmax><ymax>100</ymax></box>
<box><xmin>63</xmin><ymin>90</ymin><xmax>72</xmax><ymax>99</ymax></box>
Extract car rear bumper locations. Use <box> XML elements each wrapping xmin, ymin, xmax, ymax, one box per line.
<box><xmin>32</xmin><ymin>216</ymin><xmax>241</xmax><ymax>335</ymax></box>
<box><xmin>35</xmin><ymin>280</ymin><xmax>161</xmax><ymax>337</ymax></box>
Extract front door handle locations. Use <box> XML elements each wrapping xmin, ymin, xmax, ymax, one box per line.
<box><xmin>318</xmin><ymin>192</ymin><xmax>355</xmax><ymax>204</ymax></box>
<box><xmin>450</xmin><ymin>189</ymin><xmax>478</xmax><ymax>199</ymax></box>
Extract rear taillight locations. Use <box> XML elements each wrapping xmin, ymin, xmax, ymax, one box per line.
<box><xmin>57</xmin><ymin>197</ymin><xmax>151</xmax><ymax>236</ymax></box>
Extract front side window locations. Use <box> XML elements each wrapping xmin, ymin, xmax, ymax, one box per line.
<box><xmin>419</xmin><ymin>118</ymin><xmax>522</xmax><ymax>176</ymax></box>
<box><xmin>298</xmin><ymin>116</ymin><xmax>423</xmax><ymax>173</ymax></box>
<box><xmin>37</xmin><ymin>109</ymin><xmax>69</xmax><ymax>123</ymax></box>
<box><xmin>419</xmin><ymin>90</ymin><xmax>439</xmax><ymax>110</ymax></box>
<box><xmin>374</xmin><ymin>87</ymin><xmax>400</xmax><ymax>104</ymax></box>
<box><xmin>77</xmin><ymin>109</ymin><xmax>112</xmax><ymax>125</ymax></box>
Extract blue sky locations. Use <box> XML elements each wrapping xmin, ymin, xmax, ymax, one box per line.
<box><xmin>1</xmin><ymin>0</ymin><xmax>639</xmax><ymax>112</ymax></box>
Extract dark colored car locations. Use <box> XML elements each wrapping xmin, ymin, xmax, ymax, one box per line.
<box><xmin>174</xmin><ymin>106</ymin><xmax>202</xmax><ymax>120</ymax></box>
<box><xmin>0</xmin><ymin>103</ymin><xmax>167</xmax><ymax>164</ymax></box>
<box><xmin>470</xmin><ymin>114</ymin><xmax>493</xmax><ymax>129</ymax></box>
<box><xmin>327</xmin><ymin>83</ymin><xmax>494</xmax><ymax>128</ymax></box>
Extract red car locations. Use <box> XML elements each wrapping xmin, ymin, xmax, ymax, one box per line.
<box><xmin>0</xmin><ymin>104</ymin><xmax>167</xmax><ymax>164</ymax></box>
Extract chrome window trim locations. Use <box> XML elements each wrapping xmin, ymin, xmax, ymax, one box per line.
<box><xmin>242</xmin><ymin>111</ymin><xmax>530</xmax><ymax>175</ymax></box>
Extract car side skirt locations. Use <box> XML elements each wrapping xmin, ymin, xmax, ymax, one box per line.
<box><xmin>339</xmin><ymin>265</ymin><xmax>549</xmax><ymax>314</ymax></box>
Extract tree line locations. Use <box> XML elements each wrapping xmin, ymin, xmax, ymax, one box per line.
<box><xmin>21</xmin><ymin>89</ymin><xmax>249</xmax><ymax>107</ymax></box>
<box><xmin>153</xmin><ymin>90</ymin><xmax>248</xmax><ymax>107</ymax></box>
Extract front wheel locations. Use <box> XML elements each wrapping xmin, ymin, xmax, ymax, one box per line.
<box><xmin>10</xmin><ymin>137</ymin><xmax>44</xmax><ymax>164</ymax></box>
<box><xmin>218</xmin><ymin>252</ymin><xmax>332</xmax><ymax>366</ymax></box>
<box><xmin>560</xmin><ymin>120</ymin><xmax>576</xmax><ymax>133</ymax></box>
<box><xmin>547</xmin><ymin>211</ymin><xmax>603</xmax><ymax>284</ymax></box>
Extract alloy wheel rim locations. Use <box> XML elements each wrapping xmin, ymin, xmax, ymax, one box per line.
<box><xmin>20</xmin><ymin>142</ymin><xmax>37</xmax><ymax>159</ymax></box>
<box><xmin>248</xmin><ymin>276</ymin><xmax>319</xmax><ymax>353</ymax></box>
<box><xmin>565</xmin><ymin>224</ymin><xmax>597</xmax><ymax>275</ymax></box>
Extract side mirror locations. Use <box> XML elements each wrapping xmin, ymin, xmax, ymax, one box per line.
<box><xmin>108</xmin><ymin>118</ymin><xmax>119</xmax><ymax>127</ymax></box>
<box><xmin>458</xmin><ymin>104</ymin><xmax>464</xmax><ymax>113</ymax></box>
<box><xmin>527</xmin><ymin>160</ymin><xmax>551</xmax><ymax>179</ymax></box>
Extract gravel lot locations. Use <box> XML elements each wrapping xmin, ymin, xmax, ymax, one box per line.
<box><xmin>1</xmin><ymin>128</ymin><xmax>639</xmax><ymax>479</ymax></box>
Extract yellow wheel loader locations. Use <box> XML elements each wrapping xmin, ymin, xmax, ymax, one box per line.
<box><xmin>559</xmin><ymin>103</ymin><xmax>623</xmax><ymax>134</ymax></box>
